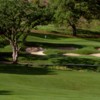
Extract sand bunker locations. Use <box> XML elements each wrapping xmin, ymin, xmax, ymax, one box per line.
<box><xmin>63</xmin><ymin>53</ymin><xmax>100</xmax><ymax>57</ymax></box>
<box><xmin>26</xmin><ymin>47</ymin><xmax>100</xmax><ymax>57</ymax></box>
<box><xmin>90</xmin><ymin>53</ymin><xmax>100</xmax><ymax>57</ymax></box>
<box><xmin>63</xmin><ymin>53</ymin><xmax>81</xmax><ymax>57</ymax></box>
<box><xmin>26</xmin><ymin>47</ymin><xmax>46</xmax><ymax>56</ymax></box>
<box><xmin>30</xmin><ymin>51</ymin><xmax>46</xmax><ymax>56</ymax></box>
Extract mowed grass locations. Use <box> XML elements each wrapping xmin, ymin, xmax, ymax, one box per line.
<box><xmin>27</xmin><ymin>33</ymin><xmax>100</xmax><ymax>47</ymax></box>
<box><xmin>0</xmin><ymin>64</ymin><xmax>100</xmax><ymax>100</ymax></box>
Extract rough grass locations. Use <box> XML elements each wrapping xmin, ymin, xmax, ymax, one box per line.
<box><xmin>0</xmin><ymin>64</ymin><xmax>100</xmax><ymax>100</ymax></box>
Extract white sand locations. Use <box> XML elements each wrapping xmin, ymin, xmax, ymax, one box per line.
<box><xmin>63</xmin><ymin>53</ymin><xmax>81</xmax><ymax>56</ymax></box>
<box><xmin>90</xmin><ymin>53</ymin><xmax>100</xmax><ymax>57</ymax></box>
<box><xmin>30</xmin><ymin>51</ymin><xmax>46</xmax><ymax>56</ymax></box>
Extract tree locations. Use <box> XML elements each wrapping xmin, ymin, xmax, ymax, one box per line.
<box><xmin>52</xmin><ymin>0</ymin><xmax>89</xmax><ymax>36</ymax></box>
<box><xmin>0</xmin><ymin>0</ymin><xmax>53</xmax><ymax>63</ymax></box>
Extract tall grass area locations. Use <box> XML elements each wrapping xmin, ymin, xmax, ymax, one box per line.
<box><xmin>0</xmin><ymin>64</ymin><xmax>100</xmax><ymax>100</ymax></box>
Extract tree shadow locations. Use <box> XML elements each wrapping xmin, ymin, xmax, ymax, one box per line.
<box><xmin>0</xmin><ymin>52</ymin><xmax>11</xmax><ymax>62</ymax></box>
<box><xmin>52</xmin><ymin>56</ymin><xmax>99</xmax><ymax>71</ymax></box>
<box><xmin>77</xmin><ymin>29</ymin><xmax>100</xmax><ymax>38</ymax></box>
<box><xmin>0</xmin><ymin>64</ymin><xmax>55</xmax><ymax>75</ymax></box>
<box><xmin>20</xmin><ymin>53</ymin><xmax>48</xmax><ymax>61</ymax></box>
<box><xmin>0</xmin><ymin>90</ymin><xmax>13</xmax><ymax>95</ymax></box>
<box><xmin>30</xmin><ymin>31</ymin><xmax>65</xmax><ymax>39</ymax></box>
<box><xmin>25</xmin><ymin>42</ymin><xmax>83</xmax><ymax>48</ymax></box>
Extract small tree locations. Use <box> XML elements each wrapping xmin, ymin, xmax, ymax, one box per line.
<box><xmin>53</xmin><ymin>0</ymin><xmax>88</xmax><ymax>36</ymax></box>
<box><xmin>0</xmin><ymin>0</ymin><xmax>53</xmax><ymax>63</ymax></box>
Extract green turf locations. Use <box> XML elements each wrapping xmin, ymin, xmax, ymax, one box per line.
<box><xmin>0</xmin><ymin>65</ymin><xmax>100</xmax><ymax>100</ymax></box>
<box><xmin>27</xmin><ymin>34</ymin><xmax>100</xmax><ymax>47</ymax></box>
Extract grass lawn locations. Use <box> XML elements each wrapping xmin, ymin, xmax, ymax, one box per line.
<box><xmin>27</xmin><ymin>32</ymin><xmax>100</xmax><ymax>47</ymax></box>
<box><xmin>0</xmin><ymin>19</ymin><xmax>100</xmax><ymax>100</ymax></box>
<box><xmin>0</xmin><ymin>64</ymin><xmax>100</xmax><ymax>100</ymax></box>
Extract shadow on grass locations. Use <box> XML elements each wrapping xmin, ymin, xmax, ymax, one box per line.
<box><xmin>20</xmin><ymin>53</ymin><xmax>48</xmax><ymax>61</ymax></box>
<box><xmin>0</xmin><ymin>52</ymin><xmax>48</xmax><ymax>61</ymax></box>
<box><xmin>25</xmin><ymin>42</ymin><xmax>83</xmax><ymax>48</ymax></box>
<box><xmin>31</xmin><ymin>29</ymin><xmax>100</xmax><ymax>38</ymax></box>
<box><xmin>30</xmin><ymin>31</ymin><xmax>65</xmax><ymax>39</ymax></box>
<box><xmin>52</xmin><ymin>56</ymin><xmax>100</xmax><ymax>71</ymax></box>
<box><xmin>0</xmin><ymin>64</ymin><xmax>55</xmax><ymax>75</ymax></box>
<box><xmin>0</xmin><ymin>52</ymin><xmax>11</xmax><ymax>57</ymax></box>
<box><xmin>77</xmin><ymin>29</ymin><xmax>100</xmax><ymax>38</ymax></box>
<box><xmin>0</xmin><ymin>90</ymin><xmax>13</xmax><ymax>95</ymax></box>
<box><xmin>0</xmin><ymin>52</ymin><xmax>11</xmax><ymax>62</ymax></box>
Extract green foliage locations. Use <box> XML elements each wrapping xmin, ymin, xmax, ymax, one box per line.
<box><xmin>74</xmin><ymin>0</ymin><xmax>100</xmax><ymax>20</ymax></box>
<box><xmin>0</xmin><ymin>0</ymin><xmax>53</xmax><ymax>42</ymax></box>
<box><xmin>54</xmin><ymin>0</ymin><xmax>79</xmax><ymax>24</ymax></box>
<box><xmin>87</xmin><ymin>0</ymin><xmax>100</xmax><ymax>19</ymax></box>
<box><xmin>50</xmin><ymin>0</ymin><xmax>100</xmax><ymax>36</ymax></box>
<box><xmin>0</xmin><ymin>0</ymin><xmax>34</xmax><ymax>42</ymax></box>
<box><xmin>51</xmin><ymin>0</ymin><xmax>87</xmax><ymax>36</ymax></box>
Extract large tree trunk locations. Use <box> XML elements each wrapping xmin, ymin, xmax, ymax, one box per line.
<box><xmin>72</xmin><ymin>24</ymin><xmax>77</xmax><ymax>36</ymax></box>
<box><xmin>10</xmin><ymin>41</ymin><xmax>19</xmax><ymax>64</ymax></box>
